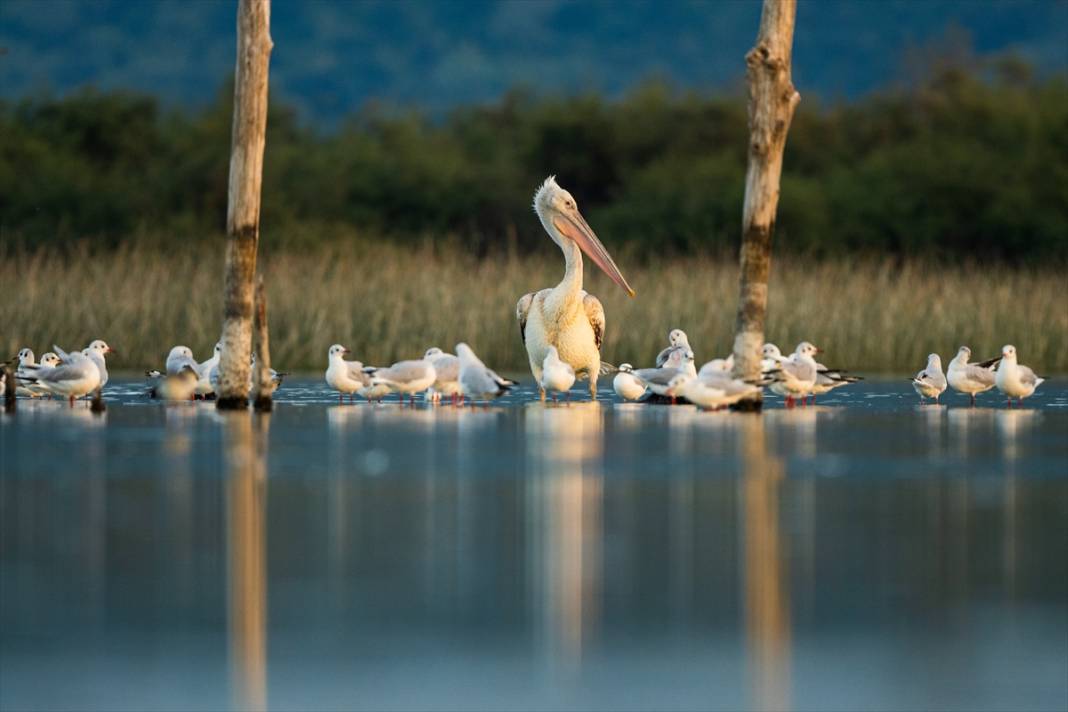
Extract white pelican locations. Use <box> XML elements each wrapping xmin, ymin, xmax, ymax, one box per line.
<box><xmin>423</xmin><ymin>347</ymin><xmax>462</xmax><ymax>404</ymax></box>
<box><xmin>149</xmin><ymin>365</ymin><xmax>199</xmax><ymax>401</ymax></box>
<box><xmin>325</xmin><ymin>344</ymin><xmax>368</xmax><ymax>404</ymax></box>
<box><xmin>540</xmin><ymin>345</ymin><xmax>576</xmax><ymax>402</ymax></box>
<box><xmin>613</xmin><ymin>364</ymin><xmax>647</xmax><ymax>401</ymax></box>
<box><xmin>456</xmin><ymin>342</ymin><xmax>516</xmax><ymax>403</ymax></box>
<box><xmin>911</xmin><ymin>353</ymin><xmax>947</xmax><ymax>403</ymax></box>
<box><xmin>517</xmin><ymin>176</ymin><xmax>634</xmax><ymax>400</ymax></box>
<box><xmin>366</xmin><ymin>358</ymin><xmax>436</xmax><ymax>405</ymax></box>
<box><xmin>947</xmin><ymin>346</ymin><xmax>1000</xmax><ymax>406</ymax></box>
<box><xmin>995</xmin><ymin>345</ymin><xmax>1044</xmax><ymax>406</ymax></box>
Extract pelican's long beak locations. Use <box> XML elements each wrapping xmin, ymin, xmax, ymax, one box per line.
<box><xmin>554</xmin><ymin>210</ymin><xmax>635</xmax><ymax>297</ymax></box>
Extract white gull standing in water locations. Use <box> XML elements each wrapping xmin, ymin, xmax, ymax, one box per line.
<box><xmin>995</xmin><ymin>345</ymin><xmax>1045</xmax><ymax>406</ymax></box>
<box><xmin>540</xmin><ymin>345</ymin><xmax>576</xmax><ymax>402</ymax></box>
<box><xmin>456</xmin><ymin>342</ymin><xmax>516</xmax><ymax>404</ymax></box>
<box><xmin>911</xmin><ymin>353</ymin><xmax>947</xmax><ymax>403</ymax></box>
<box><xmin>947</xmin><ymin>345</ymin><xmax>1000</xmax><ymax>406</ymax></box>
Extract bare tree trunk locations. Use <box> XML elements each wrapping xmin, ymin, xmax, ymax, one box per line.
<box><xmin>218</xmin><ymin>0</ymin><xmax>273</xmax><ymax>410</ymax></box>
<box><xmin>731</xmin><ymin>0</ymin><xmax>800</xmax><ymax>412</ymax></box>
<box><xmin>251</xmin><ymin>275</ymin><xmax>273</xmax><ymax>412</ymax></box>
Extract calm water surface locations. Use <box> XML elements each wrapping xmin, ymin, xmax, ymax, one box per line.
<box><xmin>2</xmin><ymin>380</ymin><xmax>1067</xmax><ymax>711</ymax></box>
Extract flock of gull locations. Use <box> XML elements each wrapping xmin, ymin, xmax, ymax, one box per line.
<box><xmin>4</xmin><ymin>177</ymin><xmax>1047</xmax><ymax>410</ymax></box>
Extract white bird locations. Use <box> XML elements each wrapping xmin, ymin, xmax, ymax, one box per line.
<box><xmin>366</xmin><ymin>358</ymin><xmax>437</xmax><ymax>405</ymax></box>
<box><xmin>761</xmin><ymin>343</ymin><xmax>787</xmax><ymax>373</ymax></box>
<box><xmin>947</xmin><ymin>345</ymin><xmax>1001</xmax><ymax>406</ymax></box>
<box><xmin>656</xmin><ymin>329</ymin><xmax>698</xmax><ymax>376</ymax></box>
<box><xmin>208</xmin><ymin>352</ymin><xmax>286</xmax><ymax>396</ymax></box>
<box><xmin>763</xmin><ymin>342</ymin><xmax>820</xmax><ymax>407</ymax></box>
<box><xmin>517</xmin><ymin>177</ymin><xmax>634</xmax><ymax>401</ymax></box>
<box><xmin>911</xmin><ymin>353</ymin><xmax>947</xmax><ymax>403</ymax></box>
<box><xmin>697</xmin><ymin>355</ymin><xmax>734</xmax><ymax>379</ymax></box>
<box><xmin>995</xmin><ymin>345</ymin><xmax>1045</xmax><ymax>406</ymax></box>
<box><xmin>423</xmin><ymin>347</ymin><xmax>462</xmax><ymax>404</ymax></box>
<box><xmin>540</xmin><ymin>345</ymin><xmax>576</xmax><ymax>402</ymax></box>
<box><xmin>15</xmin><ymin>348</ymin><xmax>52</xmax><ymax>397</ymax></box>
<box><xmin>619</xmin><ymin>348</ymin><xmax>694</xmax><ymax>399</ymax></box>
<box><xmin>456</xmin><ymin>342</ymin><xmax>516</xmax><ymax>403</ymax></box>
<box><xmin>613</xmin><ymin>363</ymin><xmax>647</xmax><ymax>401</ymax></box>
<box><xmin>194</xmin><ymin>342</ymin><xmax>222</xmax><ymax>397</ymax></box>
<box><xmin>325</xmin><ymin>344</ymin><xmax>369</xmax><ymax>404</ymax></box>
<box><xmin>165</xmin><ymin>346</ymin><xmax>197</xmax><ymax>376</ymax></box>
<box><xmin>82</xmin><ymin>340</ymin><xmax>115</xmax><ymax>388</ymax></box>
<box><xmin>149</xmin><ymin>365</ymin><xmax>199</xmax><ymax>401</ymax></box>
<box><xmin>666</xmin><ymin>373</ymin><xmax>761</xmax><ymax>410</ymax></box>
<box><xmin>19</xmin><ymin>345</ymin><xmax>102</xmax><ymax>406</ymax></box>
<box><xmin>810</xmin><ymin>360</ymin><xmax>862</xmax><ymax>400</ymax></box>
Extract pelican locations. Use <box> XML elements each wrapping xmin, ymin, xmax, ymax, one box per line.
<box><xmin>517</xmin><ymin>176</ymin><xmax>634</xmax><ymax>400</ymax></box>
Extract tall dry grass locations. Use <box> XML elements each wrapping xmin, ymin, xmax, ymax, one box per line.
<box><xmin>2</xmin><ymin>242</ymin><xmax>1065</xmax><ymax>374</ymax></box>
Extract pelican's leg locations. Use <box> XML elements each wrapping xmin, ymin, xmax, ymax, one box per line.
<box><xmin>539</xmin><ymin>388</ymin><xmax>546</xmax><ymax>402</ymax></box>
<box><xmin>589</xmin><ymin>376</ymin><xmax>597</xmax><ymax>401</ymax></box>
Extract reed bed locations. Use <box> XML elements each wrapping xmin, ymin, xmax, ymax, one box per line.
<box><xmin>3</xmin><ymin>243</ymin><xmax>1064</xmax><ymax>375</ymax></box>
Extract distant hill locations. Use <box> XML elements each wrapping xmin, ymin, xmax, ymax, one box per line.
<box><xmin>1</xmin><ymin>0</ymin><xmax>1065</xmax><ymax>122</ymax></box>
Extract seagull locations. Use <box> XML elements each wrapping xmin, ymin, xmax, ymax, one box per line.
<box><xmin>194</xmin><ymin>342</ymin><xmax>222</xmax><ymax>398</ymax></box>
<box><xmin>15</xmin><ymin>348</ymin><xmax>54</xmax><ymax>397</ymax></box>
<box><xmin>613</xmin><ymin>364</ymin><xmax>647</xmax><ymax>401</ymax></box>
<box><xmin>761</xmin><ymin>343</ymin><xmax>787</xmax><ymax>373</ymax></box>
<box><xmin>149</xmin><ymin>365</ymin><xmax>199</xmax><ymax>401</ymax></box>
<box><xmin>456</xmin><ymin>342</ymin><xmax>516</xmax><ymax>403</ymax></box>
<box><xmin>82</xmin><ymin>340</ymin><xmax>115</xmax><ymax>388</ymax></box>
<box><xmin>810</xmin><ymin>360</ymin><xmax>863</xmax><ymax>401</ymax></box>
<box><xmin>150</xmin><ymin>346</ymin><xmax>198</xmax><ymax>378</ymax></box>
<box><xmin>656</xmin><ymin>329</ymin><xmax>698</xmax><ymax>376</ymax></box>
<box><xmin>666</xmin><ymin>373</ymin><xmax>761</xmax><ymax>410</ymax></box>
<box><xmin>995</xmin><ymin>345</ymin><xmax>1045</xmax><ymax>406</ymax></box>
<box><xmin>619</xmin><ymin>347</ymin><xmax>694</xmax><ymax>400</ymax></box>
<box><xmin>365</xmin><ymin>358</ymin><xmax>437</xmax><ymax>405</ymax></box>
<box><xmin>19</xmin><ymin>345</ymin><xmax>102</xmax><ymax>406</ymax></box>
<box><xmin>763</xmin><ymin>342</ymin><xmax>820</xmax><ymax>407</ymax></box>
<box><xmin>947</xmin><ymin>345</ymin><xmax>1001</xmax><ymax>406</ymax></box>
<box><xmin>517</xmin><ymin>176</ymin><xmax>634</xmax><ymax>401</ymax></box>
<box><xmin>911</xmin><ymin>353</ymin><xmax>947</xmax><ymax>403</ymax></box>
<box><xmin>540</xmin><ymin>345</ymin><xmax>576</xmax><ymax>402</ymax></box>
<box><xmin>208</xmin><ymin>353</ymin><xmax>285</xmax><ymax>395</ymax></box>
<box><xmin>325</xmin><ymin>344</ymin><xmax>369</xmax><ymax>404</ymax></box>
<box><xmin>697</xmin><ymin>355</ymin><xmax>734</xmax><ymax>379</ymax></box>
<box><xmin>423</xmin><ymin>347</ymin><xmax>462</xmax><ymax>404</ymax></box>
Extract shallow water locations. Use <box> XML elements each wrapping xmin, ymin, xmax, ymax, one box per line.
<box><xmin>2</xmin><ymin>380</ymin><xmax>1067</xmax><ymax>711</ymax></box>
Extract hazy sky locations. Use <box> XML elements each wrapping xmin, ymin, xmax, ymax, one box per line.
<box><xmin>2</xmin><ymin>0</ymin><xmax>1065</xmax><ymax>120</ymax></box>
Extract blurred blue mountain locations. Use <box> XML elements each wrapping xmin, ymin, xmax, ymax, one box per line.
<box><xmin>2</xmin><ymin>0</ymin><xmax>1065</xmax><ymax>122</ymax></box>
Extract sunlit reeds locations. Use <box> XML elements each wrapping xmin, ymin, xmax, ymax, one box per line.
<box><xmin>3</xmin><ymin>242</ymin><xmax>1064</xmax><ymax>374</ymax></box>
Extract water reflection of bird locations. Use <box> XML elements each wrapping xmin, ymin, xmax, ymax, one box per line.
<box><xmin>517</xmin><ymin>177</ymin><xmax>634</xmax><ymax>401</ymax></box>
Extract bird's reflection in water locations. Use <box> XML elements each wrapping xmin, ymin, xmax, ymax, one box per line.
<box><xmin>741</xmin><ymin>415</ymin><xmax>791</xmax><ymax>712</ymax></box>
<box><xmin>223</xmin><ymin>413</ymin><xmax>270</xmax><ymax>712</ymax></box>
<box><xmin>525</xmin><ymin>402</ymin><xmax>604</xmax><ymax>681</ymax></box>
<box><xmin>995</xmin><ymin>409</ymin><xmax>1038</xmax><ymax>598</ymax></box>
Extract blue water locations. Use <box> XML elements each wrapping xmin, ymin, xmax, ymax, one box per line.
<box><xmin>2</xmin><ymin>380</ymin><xmax>1067</xmax><ymax>711</ymax></box>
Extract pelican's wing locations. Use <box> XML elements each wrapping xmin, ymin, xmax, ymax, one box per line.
<box><xmin>582</xmin><ymin>292</ymin><xmax>606</xmax><ymax>351</ymax></box>
<box><xmin>516</xmin><ymin>293</ymin><xmax>534</xmax><ymax>345</ymax></box>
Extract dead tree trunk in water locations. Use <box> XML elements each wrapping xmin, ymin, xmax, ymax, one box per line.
<box><xmin>731</xmin><ymin>0</ymin><xmax>800</xmax><ymax>412</ymax></box>
<box><xmin>251</xmin><ymin>276</ymin><xmax>273</xmax><ymax>412</ymax></box>
<box><xmin>218</xmin><ymin>0</ymin><xmax>273</xmax><ymax>410</ymax></box>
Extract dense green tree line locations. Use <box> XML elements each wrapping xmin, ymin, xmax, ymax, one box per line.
<box><xmin>1</xmin><ymin>59</ymin><xmax>1064</xmax><ymax>260</ymax></box>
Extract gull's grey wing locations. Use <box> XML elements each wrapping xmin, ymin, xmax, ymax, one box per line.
<box><xmin>964</xmin><ymin>363</ymin><xmax>997</xmax><ymax>386</ymax></box>
<box><xmin>633</xmin><ymin>367</ymin><xmax>679</xmax><ymax>387</ymax></box>
<box><xmin>1018</xmin><ymin>365</ymin><xmax>1039</xmax><ymax>386</ymax></box>
<box><xmin>655</xmin><ymin>345</ymin><xmax>675</xmax><ymax>368</ymax></box>
<box><xmin>974</xmin><ymin>356</ymin><xmax>1002</xmax><ymax>370</ymax></box>
<box><xmin>432</xmin><ymin>355</ymin><xmax>460</xmax><ymax>382</ymax></box>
